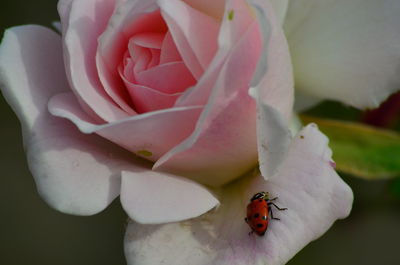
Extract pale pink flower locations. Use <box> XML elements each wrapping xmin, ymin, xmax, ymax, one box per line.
<box><xmin>10</xmin><ymin>0</ymin><xmax>400</xmax><ymax>264</ymax></box>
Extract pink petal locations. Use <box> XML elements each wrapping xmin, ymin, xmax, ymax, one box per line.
<box><xmin>131</xmin><ymin>32</ymin><xmax>164</xmax><ymax>49</ymax></box>
<box><xmin>96</xmin><ymin>1</ymin><xmax>163</xmax><ymax>115</ymax></box>
<box><xmin>120</xmin><ymin>170</ymin><xmax>219</xmax><ymax>224</ymax></box>
<box><xmin>48</xmin><ymin>93</ymin><xmax>202</xmax><ymax>161</ymax></box>
<box><xmin>175</xmin><ymin>0</ymin><xmax>256</xmax><ymax>107</ymax></box>
<box><xmin>135</xmin><ymin>62</ymin><xmax>196</xmax><ymax>94</ymax></box>
<box><xmin>154</xmin><ymin>21</ymin><xmax>263</xmax><ymax>187</ymax></box>
<box><xmin>159</xmin><ymin>0</ymin><xmax>220</xmax><ymax>78</ymax></box>
<box><xmin>130</xmin><ymin>46</ymin><xmax>152</xmax><ymax>73</ymax></box>
<box><xmin>63</xmin><ymin>0</ymin><xmax>131</xmax><ymax>121</ymax></box>
<box><xmin>119</xmin><ymin>57</ymin><xmax>185</xmax><ymax>113</ymax></box>
<box><xmin>148</xmin><ymin>48</ymin><xmax>161</xmax><ymax>68</ymax></box>
<box><xmin>182</xmin><ymin>0</ymin><xmax>225</xmax><ymax>19</ymax></box>
<box><xmin>124</xmin><ymin>125</ymin><xmax>353</xmax><ymax>265</ymax></box>
<box><xmin>0</xmin><ymin>25</ymin><xmax>129</xmax><ymax>215</ymax></box>
<box><xmin>124</xmin><ymin>83</ymin><xmax>181</xmax><ymax>113</ymax></box>
<box><xmin>159</xmin><ymin>31</ymin><xmax>182</xmax><ymax>64</ymax></box>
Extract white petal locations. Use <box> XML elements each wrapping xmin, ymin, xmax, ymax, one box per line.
<box><xmin>284</xmin><ymin>0</ymin><xmax>400</xmax><ymax>109</ymax></box>
<box><xmin>247</xmin><ymin>124</ymin><xmax>353</xmax><ymax>265</ymax></box>
<box><xmin>0</xmin><ymin>25</ymin><xmax>128</xmax><ymax>215</ymax></box>
<box><xmin>247</xmin><ymin>0</ymin><xmax>294</xmax><ymax>179</ymax></box>
<box><xmin>269</xmin><ymin>0</ymin><xmax>289</xmax><ymax>24</ymax></box>
<box><xmin>48</xmin><ymin>92</ymin><xmax>203</xmax><ymax>161</ymax></box>
<box><xmin>248</xmin><ymin>0</ymin><xmax>294</xmax><ymax>120</ymax></box>
<box><xmin>124</xmin><ymin>124</ymin><xmax>353</xmax><ymax>265</ymax></box>
<box><xmin>120</xmin><ymin>170</ymin><xmax>219</xmax><ymax>224</ymax></box>
<box><xmin>255</xmin><ymin>103</ymin><xmax>291</xmax><ymax>180</ymax></box>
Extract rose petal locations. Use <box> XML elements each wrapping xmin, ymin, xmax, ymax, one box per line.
<box><xmin>0</xmin><ymin>25</ymin><xmax>129</xmax><ymax>215</ymax></box>
<box><xmin>154</xmin><ymin>21</ymin><xmax>262</xmax><ymax>187</ymax></box>
<box><xmin>284</xmin><ymin>0</ymin><xmax>400</xmax><ymax>109</ymax></box>
<box><xmin>175</xmin><ymin>0</ymin><xmax>257</xmax><ymax>107</ymax></box>
<box><xmin>182</xmin><ymin>0</ymin><xmax>225</xmax><ymax>19</ymax></box>
<box><xmin>246</xmin><ymin>0</ymin><xmax>294</xmax><ymax>179</ymax></box>
<box><xmin>217</xmin><ymin>0</ymin><xmax>254</xmax><ymax>46</ymax></box>
<box><xmin>48</xmin><ymin>93</ymin><xmax>202</xmax><ymax>161</ymax></box>
<box><xmin>97</xmin><ymin>0</ymin><xmax>161</xmax><ymax>77</ymax></box>
<box><xmin>269</xmin><ymin>0</ymin><xmax>289</xmax><ymax>24</ymax></box>
<box><xmin>159</xmin><ymin>0</ymin><xmax>220</xmax><ymax>78</ymax></box>
<box><xmin>57</xmin><ymin>0</ymin><xmax>73</xmax><ymax>33</ymax></box>
<box><xmin>135</xmin><ymin>62</ymin><xmax>196</xmax><ymax>94</ymax></box>
<box><xmin>119</xmin><ymin>59</ymin><xmax>183</xmax><ymax>112</ymax></box>
<box><xmin>155</xmin><ymin>0</ymin><xmax>292</xmax><ymax>187</ymax></box>
<box><xmin>148</xmin><ymin>49</ymin><xmax>161</xmax><ymax>68</ymax></box>
<box><xmin>254</xmin><ymin>103</ymin><xmax>292</xmax><ymax>180</ymax></box>
<box><xmin>131</xmin><ymin>32</ymin><xmax>164</xmax><ymax>49</ymax></box>
<box><xmin>62</xmin><ymin>0</ymin><xmax>132</xmax><ymax>120</ymax></box>
<box><xmin>124</xmin><ymin>125</ymin><xmax>353</xmax><ymax>265</ymax></box>
<box><xmin>248</xmin><ymin>0</ymin><xmax>294</xmax><ymax>120</ymax></box>
<box><xmin>245</xmin><ymin>124</ymin><xmax>353</xmax><ymax>265</ymax></box>
<box><xmin>96</xmin><ymin>1</ymin><xmax>163</xmax><ymax>116</ymax></box>
<box><xmin>159</xmin><ymin>31</ymin><xmax>182</xmax><ymax>64</ymax></box>
<box><xmin>163</xmin><ymin>0</ymin><xmax>253</xmax><ymax>110</ymax></box>
<box><xmin>123</xmin><ymin>83</ymin><xmax>181</xmax><ymax>113</ymax></box>
<box><xmin>120</xmin><ymin>170</ymin><xmax>219</xmax><ymax>224</ymax></box>
<box><xmin>130</xmin><ymin>46</ymin><xmax>151</xmax><ymax>73</ymax></box>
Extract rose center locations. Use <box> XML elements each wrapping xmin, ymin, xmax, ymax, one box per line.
<box><xmin>118</xmin><ymin>10</ymin><xmax>198</xmax><ymax>114</ymax></box>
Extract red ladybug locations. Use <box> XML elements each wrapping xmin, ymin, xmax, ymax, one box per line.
<box><xmin>245</xmin><ymin>191</ymin><xmax>287</xmax><ymax>236</ymax></box>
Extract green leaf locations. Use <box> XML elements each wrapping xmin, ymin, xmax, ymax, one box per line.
<box><xmin>301</xmin><ymin>116</ymin><xmax>400</xmax><ymax>180</ymax></box>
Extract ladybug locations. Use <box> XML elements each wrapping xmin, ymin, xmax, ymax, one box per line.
<box><xmin>245</xmin><ymin>191</ymin><xmax>287</xmax><ymax>236</ymax></box>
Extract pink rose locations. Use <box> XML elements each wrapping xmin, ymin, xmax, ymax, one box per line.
<box><xmin>47</xmin><ymin>0</ymin><xmax>292</xmax><ymax>188</ymax></box>
<box><xmin>0</xmin><ymin>0</ymin><xmax>353</xmax><ymax>264</ymax></box>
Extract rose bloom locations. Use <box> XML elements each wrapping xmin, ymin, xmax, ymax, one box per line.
<box><xmin>1</xmin><ymin>0</ymin><xmax>398</xmax><ymax>264</ymax></box>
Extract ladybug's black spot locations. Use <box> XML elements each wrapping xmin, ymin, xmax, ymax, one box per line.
<box><xmin>262</xmin><ymin>216</ymin><xmax>267</xmax><ymax>220</ymax></box>
<box><xmin>257</xmin><ymin>223</ymin><xmax>264</xmax><ymax>228</ymax></box>
<box><xmin>258</xmin><ymin>199</ymin><xmax>263</xmax><ymax>202</ymax></box>
<box><xmin>254</xmin><ymin>213</ymin><xmax>260</xmax><ymax>218</ymax></box>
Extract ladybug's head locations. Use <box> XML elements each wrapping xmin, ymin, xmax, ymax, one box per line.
<box><xmin>250</xmin><ymin>191</ymin><xmax>269</xmax><ymax>201</ymax></box>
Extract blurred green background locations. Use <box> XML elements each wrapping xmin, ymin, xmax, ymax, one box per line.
<box><xmin>1</xmin><ymin>1</ymin><xmax>400</xmax><ymax>264</ymax></box>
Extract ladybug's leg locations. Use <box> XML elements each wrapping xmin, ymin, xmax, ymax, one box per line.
<box><xmin>245</xmin><ymin>217</ymin><xmax>248</xmax><ymax>223</ymax></box>
<box><xmin>268</xmin><ymin>202</ymin><xmax>288</xmax><ymax>211</ymax></box>
<box><xmin>268</xmin><ymin>206</ymin><xmax>280</xmax><ymax>220</ymax></box>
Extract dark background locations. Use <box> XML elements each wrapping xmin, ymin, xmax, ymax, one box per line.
<box><xmin>1</xmin><ymin>1</ymin><xmax>400</xmax><ymax>264</ymax></box>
